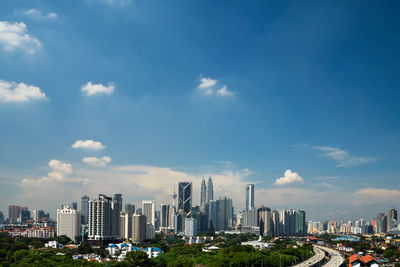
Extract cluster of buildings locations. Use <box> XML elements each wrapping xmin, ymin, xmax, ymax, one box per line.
<box><xmin>50</xmin><ymin>177</ymin><xmax>306</xmax><ymax>245</ymax></box>
<box><xmin>307</xmin><ymin>208</ymin><xmax>399</xmax><ymax>235</ymax></box>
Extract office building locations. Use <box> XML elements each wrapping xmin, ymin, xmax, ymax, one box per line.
<box><xmin>216</xmin><ymin>196</ymin><xmax>233</xmax><ymax>231</ymax></box>
<box><xmin>113</xmin><ymin>194</ymin><xmax>123</xmax><ymax>209</ymax></box>
<box><xmin>206</xmin><ymin>176</ymin><xmax>214</xmax><ymax>203</ymax></box>
<box><xmin>185</xmin><ymin>217</ymin><xmax>197</xmax><ymax>237</ymax></box>
<box><xmin>88</xmin><ymin>194</ymin><xmax>120</xmax><ymax>241</ymax></box>
<box><xmin>142</xmin><ymin>201</ymin><xmax>156</xmax><ymax>226</ymax></box>
<box><xmin>8</xmin><ymin>205</ymin><xmax>21</xmax><ymax>224</ymax></box>
<box><xmin>245</xmin><ymin>184</ymin><xmax>255</xmax><ymax>211</ymax></box>
<box><xmin>0</xmin><ymin>211</ymin><xmax>4</xmax><ymax>224</ymax></box>
<box><xmin>376</xmin><ymin>213</ymin><xmax>388</xmax><ymax>233</ymax></box>
<box><xmin>209</xmin><ymin>200</ymin><xmax>218</xmax><ymax>231</ymax></box>
<box><xmin>71</xmin><ymin>202</ymin><xmax>78</xmax><ymax>210</ymax></box>
<box><xmin>178</xmin><ymin>182</ymin><xmax>192</xmax><ymax>216</ymax></box>
<box><xmin>81</xmin><ymin>196</ymin><xmax>89</xmax><ymax>224</ymax></box>
<box><xmin>20</xmin><ymin>210</ymin><xmax>31</xmax><ymax>224</ymax></box>
<box><xmin>200</xmin><ymin>178</ymin><xmax>207</xmax><ymax>207</ymax></box>
<box><xmin>160</xmin><ymin>204</ymin><xmax>170</xmax><ymax>228</ymax></box>
<box><xmin>57</xmin><ymin>206</ymin><xmax>81</xmax><ymax>242</ymax></box>
<box><xmin>125</xmin><ymin>204</ymin><xmax>135</xmax><ymax>214</ymax></box>
<box><xmin>132</xmin><ymin>214</ymin><xmax>146</xmax><ymax>243</ymax></box>
<box><xmin>295</xmin><ymin>210</ymin><xmax>306</xmax><ymax>235</ymax></box>
<box><xmin>243</xmin><ymin>208</ymin><xmax>258</xmax><ymax>227</ymax></box>
<box><xmin>388</xmin><ymin>208</ymin><xmax>398</xmax><ymax>230</ymax></box>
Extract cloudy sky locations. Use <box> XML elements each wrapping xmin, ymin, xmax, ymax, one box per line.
<box><xmin>1</xmin><ymin>0</ymin><xmax>400</xmax><ymax>221</ymax></box>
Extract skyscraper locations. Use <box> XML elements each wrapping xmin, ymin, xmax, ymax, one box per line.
<box><xmin>245</xmin><ymin>184</ymin><xmax>255</xmax><ymax>211</ymax></box>
<box><xmin>206</xmin><ymin>176</ymin><xmax>214</xmax><ymax>203</ymax></box>
<box><xmin>113</xmin><ymin>193</ymin><xmax>123</xmax><ymax>207</ymax></box>
<box><xmin>132</xmin><ymin>214</ymin><xmax>146</xmax><ymax>243</ymax></box>
<box><xmin>81</xmin><ymin>195</ymin><xmax>89</xmax><ymax>225</ymax></box>
<box><xmin>178</xmin><ymin>182</ymin><xmax>192</xmax><ymax>216</ymax></box>
<box><xmin>71</xmin><ymin>202</ymin><xmax>78</xmax><ymax>210</ymax></box>
<box><xmin>124</xmin><ymin>204</ymin><xmax>135</xmax><ymax>214</ymax></box>
<box><xmin>57</xmin><ymin>205</ymin><xmax>81</xmax><ymax>242</ymax></box>
<box><xmin>142</xmin><ymin>200</ymin><xmax>156</xmax><ymax>226</ymax></box>
<box><xmin>200</xmin><ymin>178</ymin><xmax>207</xmax><ymax>207</ymax></box>
<box><xmin>88</xmin><ymin>194</ymin><xmax>120</xmax><ymax>241</ymax></box>
<box><xmin>216</xmin><ymin>196</ymin><xmax>233</xmax><ymax>231</ymax></box>
<box><xmin>295</xmin><ymin>210</ymin><xmax>306</xmax><ymax>235</ymax></box>
<box><xmin>185</xmin><ymin>217</ymin><xmax>197</xmax><ymax>237</ymax></box>
<box><xmin>8</xmin><ymin>205</ymin><xmax>20</xmax><ymax>224</ymax></box>
<box><xmin>258</xmin><ymin>206</ymin><xmax>272</xmax><ymax>236</ymax></box>
<box><xmin>160</xmin><ymin>204</ymin><xmax>170</xmax><ymax>228</ymax></box>
<box><xmin>388</xmin><ymin>208</ymin><xmax>398</xmax><ymax>230</ymax></box>
<box><xmin>120</xmin><ymin>211</ymin><xmax>132</xmax><ymax>240</ymax></box>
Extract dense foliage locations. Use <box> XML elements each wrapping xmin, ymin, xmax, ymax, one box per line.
<box><xmin>0</xmin><ymin>232</ymin><xmax>314</xmax><ymax>267</ymax></box>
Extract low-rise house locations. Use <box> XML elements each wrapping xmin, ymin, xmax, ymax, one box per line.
<box><xmin>349</xmin><ymin>254</ymin><xmax>381</xmax><ymax>267</ymax></box>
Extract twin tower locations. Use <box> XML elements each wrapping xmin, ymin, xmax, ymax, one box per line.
<box><xmin>200</xmin><ymin>176</ymin><xmax>214</xmax><ymax>207</ymax></box>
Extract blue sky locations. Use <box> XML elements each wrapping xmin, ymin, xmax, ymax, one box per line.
<box><xmin>0</xmin><ymin>0</ymin><xmax>399</xmax><ymax>221</ymax></box>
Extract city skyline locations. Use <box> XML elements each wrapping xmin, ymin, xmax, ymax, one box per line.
<box><xmin>1</xmin><ymin>1</ymin><xmax>400</xmax><ymax>221</ymax></box>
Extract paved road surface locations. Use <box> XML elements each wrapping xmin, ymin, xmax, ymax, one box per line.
<box><xmin>316</xmin><ymin>246</ymin><xmax>344</xmax><ymax>267</ymax></box>
<box><xmin>293</xmin><ymin>246</ymin><xmax>325</xmax><ymax>267</ymax></box>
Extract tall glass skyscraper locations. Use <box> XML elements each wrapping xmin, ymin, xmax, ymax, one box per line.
<box><xmin>178</xmin><ymin>181</ymin><xmax>192</xmax><ymax>216</ymax></box>
<box><xmin>245</xmin><ymin>184</ymin><xmax>254</xmax><ymax>211</ymax></box>
<box><xmin>206</xmin><ymin>176</ymin><xmax>214</xmax><ymax>203</ymax></box>
<box><xmin>200</xmin><ymin>178</ymin><xmax>207</xmax><ymax>207</ymax></box>
<box><xmin>81</xmin><ymin>195</ymin><xmax>89</xmax><ymax>224</ymax></box>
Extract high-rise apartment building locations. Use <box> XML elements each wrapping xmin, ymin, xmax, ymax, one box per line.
<box><xmin>88</xmin><ymin>194</ymin><xmax>120</xmax><ymax>241</ymax></box>
<box><xmin>271</xmin><ymin>210</ymin><xmax>280</xmax><ymax>236</ymax></box>
<box><xmin>132</xmin><ymin>214</ymin><xmax>146</xmax><ymax>243</ymax></box>
<box><xmin>142</xmin><ymin>200</ymin><xmax>156</xmax><ymax>226</ymax></box>
<box><xmin>81</xmin><ymin>196</ymin><xmax>89</xmax><ymax>224</ymax></box>
<box><xmin>200</xmin><ymin>178</ymin><xmax>207</xmax><ymax>207</ymax></box>
<box><xmin>0</xmin><ymin>211</ymin><xmax>4</xmax><ymax>224</ymax></box>
<box><xmin>376</xmin><ymin>213</ymin><xmax>388</xmax><ymax>233</ymax></box>
<box><xmin>178</xmin><ymin>182</ymin><xmax>192</xmax><ymax>216</ymax></box>
<box><xmin>258</xmin><ymin>206</ymin><xmax>272</xmax><ymax>236</ymax></box>
<box><xmin>57</xmin><ymin>206</ymin><xmax>81</xmax><ymax>242</ymax></box>
<box><xmin>119</xmin><ymin>211</ymin><xmax>132</xmax><ymax>240</ymax></box>
<box><xmin>245</xmin><ymin>184</ymin><xmax>255</xmax><ymax>211</ymax></box>
<box><xmin>206</xmin><ymin>176</ymin><xmax>214</xmax><ymax>203</ymax></box>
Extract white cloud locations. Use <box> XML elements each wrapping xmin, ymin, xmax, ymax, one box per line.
<box><xmin>312</xmin><ymin>146</ymin><xmax>376</xmax><ymax>167</ymax></box>
<box><xmin>20</xmin><ymin>159</ymin><xmax>88</xmax><ymax>187</ymax></box>
<box><xmin>353</xmin><ymin>188</ymin><xmax>400</xmax><ymax>205</ymax></box>
<box><xmin>82</xmin><ymin>156</ymin><xmax>112</xmax><ymax>167</ymax></box>
<box><xmin>71</xmin><ymin>139</ymin><xmax>105</xmax><ymax>150</ymax></box>
<box><xmin>81</xmin><ymin>82</ymin><xmax>115</xmax><ymax>96</ymax></box>
<box><xmin>0</xmin><ymin>21</ymin><xmax>41</xmax><ymax>54</ymax></box>
<box><xmin>24</xmin><ymin>9</ymin><xmax>58</xmax><ymax>20</ymax></box>
<box><xmin>198</xmin><ymin>77</ymin><xmax>217</xmax><ymax>89</ymax></box>
<box><xmin>197</xmin><ymin>76</ymin><xmax>234</xmax><ymax>97</ymax></box>
<box><xmin>0</xmin><ymin>79</ymin><xmax>46</xmax><ymax>103</ymax></box>
<box><xmin>216</xmin><ymin>85</ymin><xmax>234</xmax><ymax>96</ymax></box>
<box><xmin>274</xmin><ymin>169</ymin><xmax>305</xmax><ymax>185</ymax></box>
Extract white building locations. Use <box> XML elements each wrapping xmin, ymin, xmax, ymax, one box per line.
<box><xmin>142</xmin><ymin>201</ymin><xmax>156</xmax><ymax>226</ymax></box>
<box><xmin>57</xmin><ymin>206</ymin><xmax>81</xmax><ymax>242</ymax></box>
<box><xmin>45</xmin><ymin>240</ymin><xmax>64</xmax><ymax>249</ymax></box>
<box><xmin>185</xmin><ymin>218</ymin><xmax>197</xmax><ymax>237</ymax></box>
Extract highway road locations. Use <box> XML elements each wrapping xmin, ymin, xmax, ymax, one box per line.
<box><xmin>316</xmin><ymin>246</ymin><xmax>344</xmax><ymax>267</ymax></box>
<box><xmin>293</xmin><ymin>246</ymin><xmax>325</xmax><ymax>267</ymax></box>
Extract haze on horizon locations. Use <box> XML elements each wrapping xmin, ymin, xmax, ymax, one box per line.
<box><xmin>0</xmin><ymin>0</ymin><xmax>400</xmax><ymax>222</ymax></box>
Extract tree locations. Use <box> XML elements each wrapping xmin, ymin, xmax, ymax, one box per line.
<box><xmin>78</xmin><ymin>241</ymin><xmax>94</xmax><ymax>254</ymax></box>
<box><xmin>124</xmin><ymin>251</ymin><xmax>151</xmax><ymax>267</ymax></box>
